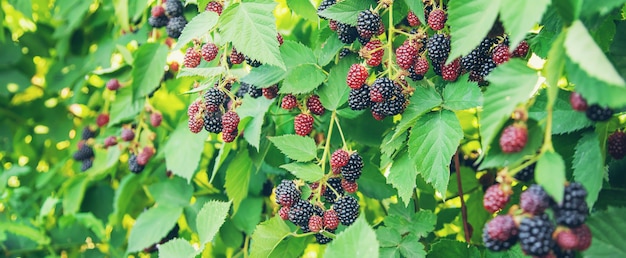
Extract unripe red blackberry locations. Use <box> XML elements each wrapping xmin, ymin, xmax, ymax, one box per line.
<box><xmin>492</xmin><ymin>44</ymin><xmax>510</xmax><ymax>65</ymax></box>
<box><xmin>184</xmin><ymin>48</ymin><xmax>202</xmax><ymax>68</ymax></box>
<box><xmin>407</xmin><ymin>11</ymin><xmax>420</xmax><ymax>27</ymax></box>
<box><xmin>121</xmin><ymin>128</ymin><xmax>135</xmax><ymax>141</ymax></box>
<box><xmin>323</xmin><ymin>209</ymin><xmax>340</xmax><ymax>230</ymax></box>
<box><xmin>230</xmin><ymin>48</ymin><xmax>245</xmax><ymax>64</ymax></box>
<box><xmin>294</xmin><ymin>113</ymin><xmax>314</xmax><ymax>136</ymax></box>
<box><xmin>188</xmin><ymin>100</ymin><xmax>201</xmax><ymax>117</ymax></box>
<box><xmin>427</xmin><ymin>9</ymin><xmax>447</xmax><ymax>31</ymax></box>
<box><xmin>281</xmin><ymin>94</ymin><xmax>297</xmax><ymax>110</ymax></box>
<box><xmin>106</xmin><ymin>78</ymin><xmax>121</xmax><ymax>91</ymax></box>
<box><xmin>520</xmin><ymin>184</ymin><xmax>552</xmax><ymax>215</ymax></box>
<box><xmin>275</xmin><ymin>179</ymin><xmax>301</xmax><ymax>207</ymax></box>
<box><xmin>333</xmin><ymin>195</ymin><xmax>359</xmax><ymax>226</ymax></box>
<box><xmin>346</xmin><ymin>64</ymin><xmax>368</xmax><ymax>89</ymax></box>
<box><xmin>362</xmin><ymin>40</ymin><xmax>384</xmax><ymax>67</ymax></box>
<box><xmin>341</xmin><ymin>179</ymin><xmax>358</xmax><ymax>193</ymax></box>
<box><xmin>221</xmin><ymin>111</ymin><xmax>239</xmax><ymax>134</ymax></box>
<box><xmin>413</xmin><ymin>57</ymin><xmax>430</xmax><ymax>75</ymax></box>
<box><xmin>306</xmin><ymin>95</ymin><xmax>325</xmax><ymax>115</ymax></box>
<box><xmin>201</xmin><ymin>42</ymin><xmax>219</xmax><ymax>62</ymax></box>
<box><xmin>279</xmin><ymin>206</ymin><xmax>290</xmax><ymax>220</ymax></box>
<box><xmin>341</xmin><ymin>152</ymin><xmax>363</xmax><ymax>181</ymax></box>
<box><xmin>188</xmin><ymin>115</ymin><xmax>204</xmax><ymax>133</ymax></box>
<box><xmin>152</xmin><ymin>5</ymin><xmax>165</xmax><ymax>17</ymax></box>
<box><xmin>150</xmin><ymin>112</ymin><xmax>163</xmax><ymax>127</ymax></box>
<box><xmin>519</xmin><ymin>214</ymin><xmax>555</xmax><ymax>256</ymax></box>
<box><xmin>486</xmin><ymin>215</ymin><xmax>518</xmax><ymax>242</ymax></box>
<box><xmin>137</xmin><ymin>147</ymin><xmax>155</xmax><ymax>166</ymax></box>
<box><xmin>608</xmin><ymin>130</ymin><xmax>626</xmax><ymax>159</ymax></box>
<box><xmin>395</xmin><ymin>41</ymin><xmax>418</xmax><ymax>70</ymax></box>
<box><xmin>569</xmin><ymin>92</ymin><xmax>588</xmax><ymax>111</ymax></box>
<box><xmin>556</xmin><ymin>229</ymin><xmax>579</xmax><ymax>250</ymax></box>
<box><xmin>276</xmin><ymin>33</ymin><xmax>284</xmax><ymax>46</ymax></box>
<box><xmin>104</xmin><ymin>136</ymin><xmax>118</xmax><ymax>148</ymax></box>
<box><xmin>205</xmin><ymin>1</ymin><xmax>223</xmax><ymax>15</ymax></box>
<box><xmin>483</xmin><ymin>184</ymin><xmax>510</xmax><ymax>213</ymax></box>
<box><xmin>222</xmin><ymin>130</ymin><xmax>238</xmax><ymax>143</ymax></box>
<box><xmin>96</xmin><ymin>113</ymin><xmax>109</xmax><ymax>127</ymax></box>
<box><xmin>169</xmin><ymin>61</ymin><xmax>179</xmax><ymax>72</ymax></box>
<box><xmin>330</xmin><ymin>149</ymin><xmax>350</xmax><ymax>168</ymax></box>
<box><xmin>263</xmin><ymin>85</ymin><xmax>279</xmax><ymax>99</ymax></box>
<box><xmin>572</xmin><ymin>224</ymin><xmax>592</xmax><ymax>251</ymax></box>
<box><xmin>499</xmin><ymin>124</ymin><xmax>528</xmax><ymax>153</ymax></box>
<box><xmin>585</xmin><ymin>104</ymin><xmax>614</xmax><ymax>121</ymax></box>
<box><xmin>441</xmin><ymin>58</ymin><xmax>461</xmax><ymax>81</ymax></box>
<box><xmin>308</xmin><ymin>215</ymin><xmax>323</xmax><ymax>232</ymax></box>
<box><xmin>512</xmin><ymin>40</ymin><xmax>529</xmax><ymax>57</ymax></box>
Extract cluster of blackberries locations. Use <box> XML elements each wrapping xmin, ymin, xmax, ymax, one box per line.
<box><xmin>274</xmin><ymin>179</ymin><xmax>360</xmax><ymax>244</ymax></box>
<box><xmin>329</xmin><ymin>149</ymin><xmax>362</xmax><ymax>193</ymax></box>
<box><xmin>148</xmin><ymin>0</ymin><xmax>191</xmax><ymax>38</ymax></box>
<box><xmin>346</xmin><ymin>73</ymin><xmax>408</xmax><ymax>120</ymax></box>
<box><xmin>278</xmin><ymin>94</ymin><xmax>326</xmax><ymax>136</ymax></box>
<box><xmin>569</xmin><ymin>91</ymin><xmax>615</xmax><ymax>122</ymax></box>
<box><xmin>73</xmin><ymin>127</ymin><xmax>96</xmax><ymax>171</ymax></box>
<box><xmin>186</xmin><ymin>81</ymin><xmax>242</xmax><ymax>143</ymax></box>
<box><xmin>128</xmin><ymin>146</ymin><xmax>155</xmax><ymax>174</ymax></box>
<box><xmin>483</xmin><ymin>182</ymin><xmax>592</xmax><ymax>257</ymax></box>
<box><xmin>317</xmin><ymin>0</ymin><xmax>383</xmax><ymax>45</ymax></box>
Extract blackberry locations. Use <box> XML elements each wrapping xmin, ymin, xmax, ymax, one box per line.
<box><xmin>205</xmin><ymin>1</ymin><xmax>223</xmax><ymax>15</ymax></box>
<box><xmin>317</xmin><ymin>0</ymin><xmax>336</xmax><ymax>16</ymax></box>
<box><xmin>341</xmin><ymin>179</ymin><xmax>358</xmax><ymax>193</ymax></box>
<box><xmin>483</xmin><ymin>184</ymin><xmax>510</xmax><ymax>213</ymax></box>
<box><xmin>333</xmin><ymin>195</ymin><xmax>359</xmax><ymax>226</ymax></box>
<box><xmin>441</xmin><ymin>58</ymin><xmax>461</xmax><ymax>81</ymax></box>
<box><xmin>276</xmin><ymin>33</ymin><xmax>284</xmax><ymax>45</ymax></box>
<box><xmin>166</xmin><ymin>16</ymin><xmax>187</xmax><ymax>38</ymax></box>
<box><xmin>106</xmin><ymin>78</ymin><xmax>120</xmax><ymax>91</ymax></box>
<box><xmin>553</xmin><ymin>246</ymin><xmax>576</xmax><ymax>258</ymax></box>
<box><xmin>370</xmin><ymin>77</ymin><xmax>398</xmax><ymax>101</ymax></box>
<box><xmin>395</xmin><ymin>42</ymin><xmax>418</xmax><ymax>70</ymax></box>
<box><xmin>427</xmin><ymin>9</ymin><xmax>447</xmax><ymax>31</ymax></box>
<box><xmin>184</xmin><ymin>48</ymin><xmax>201</xmax><ymax>68</ymax></box>
<box><xmin>323</xmin><ymin>209</ymin><xmax>340</xmax><ymax>230</ymax></box>
<box><xmin>372</xmin><ymin>92</ymin><xmax>406</xmax><ymax>116</ymax></box>
<box><xmin>499</xmin><ymin>124</ymin><xmax>528</xmax><ymax>153</ymax></box>
<box><xmin>492</xmin><ymin>44</ymin><xmax>510</xmax><ymax>65</ymax></box>
<box><xmin>121</xmin><ymin>128</ymin><xmax>135</xmax><ymax>141</ymax></box>
<box><xmin>569</xmin><ymin>92</ymin><xmax>588</xmax><ymax>111</ymax></box>
<box><xmin>245</xmin><ymin>56</ymin><xmax>262</xmax><ymax>67</ymax></box>
<box><xmin>407</xmin><ymin>11</ymin><xmax>420</xmax><ymax>27</ymax></box>
<box><xmin>248</xmin><ymin>85</ymin><xmax>263</xmax><ymax>98</ymax></box>
<box><xmin>262</xmin><ymin>85</ymin><xmax>279</xmax><ymax>99</ymax></box>
<box><xmin>188</xmin><ymin>115</ymin><xmax>204</xmax><ymax>133</ymax></box>
<box><xmin>555</xmin><ymin>229</ymin><xmax>579</xmax><ymax>250</ymax></box>
<box><xmin>407</xmin><ymin>66</ymin><xmax>424</xmax><ymax>81</ymax></box>
<box><xmin>460</xmin><ymin>49</ymin><xmax>483</xmax><ymax>72</ymax></box>
<box><xmin>128</xmin><ymin>154</ymin><xmax>145</xmax><ymax>173</ymax></box>
<box><xmin>356</xmin><ymin>10</ymin><xmax>381</xmax><ymax>41</ymax></box>
<box><xmin>553</xmin><ymin>182</ymin><xmax>588</xmax><ymax>227</ymax></box>
<box><xmin>514</xmin><ymin>162</ymin><xmax>536</xmax><ymax>182</ymax></box>
<box><xmin>81</xmin><ymin>127</ymin><xmax>96</xmax><ymax>140</ymax></box>
<box><xmin>336</xmin><ymin>22</ymin><xmax>358</xmax><ymax>44</ymax></box>
<box><xmin>165</xmin><ymin>0</ymin><xmax>184</xmax><ymax>17</ymax></box>
<box><xmin>362</xmin><ymin>40</ymin><xmax>383</xmax><ymax>66</ymax></box>
<box><xmin>512</xmin><ymin>40</ymin><xmax>529</xmax><ymax>57</ymax></box>
<box><xmin>104</xmin><ymin>136</ymin><xmax>117</xmax><ymax>147</ymax></box>
<box><xmin>348</xmin><ymin>85</ymin><xmax>372</xmax><ymax>110</ymax></box>
<box><xmin>288</xmin><ymin>199</ymin><xmax>315</xmax><ymax>227</ymax></box>
<box><xmin>339</xmin><ymin>48</ymin><xmax>352</xmax><ymax>59</ymax></box>
<box><xmin>330</xmin><ymin>149</ymin><xmax>350</xmax><ymax>168</ymax></box>
<box><xmin>323</xmin><ymin>177</ymin><xmax>344</xmax><ymax>204</ymax></box>
<box><xmin>281</xmin><ymin>94</ymin><xmax>297</xmax><ymax>110</ymax></box>
<box><xmin>483</xmin><ymin>229</ymin><xmax>517</xmax><ymax>251</ymax></box>
<box><xmin>137</xmin><ymin>147</ymin><xmax>155</xmax><ymax>166</ymax></box>
<box><xmin>73</xmin><ymin>145</ymin><xmax>95</xmax><ymax>161</ymax></box>
<box><xmin>275</xmin><ymin>179</ymin><xmax>301</xmax><ymax>207</ymax></box>
<box><xmin>346</xmin><ymin>64</ymin><xmax>368</xmax><ymax>90</ymax></box>
<box><xmin>413</xmin><ymin>57</ymin><xmax>430</xmax><ymax>75</ymax></box>
<box><xmin>222</xmin><ymin>130</ymin><xmax>238</xmax><ymax>143</ymax></box>
<box><xmin>221</xmin><ymin>111</ymin><xmax>240</xmax><ymax>133</ymax></box>
<box><xmin>341</xmin><ymin>152</ymin><xmax>363</xmax><ymax>181</ymax></box>
<box><xmin>519</xmin><ymin>214</ymin><xmax>555</xmax><ymax>256</ymax></box>
<box><xmin>187</xmin><ymin>100</ymin><xmax>201</xmax><ymax>117</ymax></box>
<box><xmin>152</xmin><ymin>5</ymin><xmax>165</xmax><ymax>17</ymax></box>
<box><xmin>520</xmin><ymin>184</ymin><xmax>552</xmax><ymax>215</ymax></box>
<box><xmin>149</xmin><ymin>15</ymin><xmax>169</xmax><ymax>28</ymax></box>
<box><xmin>426</xmin><ymin>34</ymin><xmax>450</xmax><ymax>65</ymax></box>
<box><xmin>315</xmin><ymin>229</ymin><xmax>335</xmax><ymax>244</ymax></box>
<box><xmin>572</xmin><ymin>224</ymin><xmax>592</xmax><ymax>251</ymax></box>
<box><xmin>204</xmin><ymin>87</ymin><xmax>225</xmax><ymax>112</ymax></box>
<box><xmin>306</xmin><ymin>95</ymin><xmax>325</xmax><ymax>115</ymax></box>
<box><xmin>203</xmin><ymin>111</ymin><xmax>223</xmax><ymax>133</ymax></box>
<box><xmin>479</xmin><ymin>59</ymin><xmax>496</xmax><ymax>78</ymax></box>
<box><xmin>236</xmin><ymin>82</ymin><xmax>250</xmax><ymax>98</ymax></box>
<box><xmin>230</xmin><ymin>48</ymin><xmax>245</xmax><ymax>65</ymax></box>
<box><xmin>485</xmin><ymin>215</ymin><xmax>518</xmax><ymax>241</ymax></box>
<box><xmin>279</xmin><ymin>206</ymin><xmax>290</xmax><ymax>220</ymax></box>
<box><xmin>607</xmin><ymin>131</ymin><xmax>626</xmax><ymax>159</ymax></box>
<box><xmin>150</xmin><ymin>112</ymin><xmax>163</xmax><ymax>127</ymax></box>
<box><xmin>478</xmin><ymin>37</ymin><xmax>496</xmax><ymax>54</ymax></box>
<box><xmin>294</xmin><ymin>113</ymin><xmax>314</xmax><ymax>136</ymax></box>
<box><xmin>201</xmin><ymin>42</ymin><xmax>219</xmax><ymax>62</ymax></box>
<box><xmin>81</xmin><ymin>159</ymin><xmax>93</xmax><ymax>172</ymax></box>
<box><xmin>585</xmin><ymin>104</ymin><xmax>613</xmax><ymax>121</ymax></box>
<box><xmin>308</xmin><ymin>215</ymin><xmax>323</xmax><ymax>232</ymax></box>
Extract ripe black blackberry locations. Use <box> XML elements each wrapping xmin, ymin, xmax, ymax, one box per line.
<box><xmin>553</xmin><ymin>182</ymin><xmax>588</xmax><ymax>227</ymax></box>
<box><xmin>520</xmin><ymin>184</ymin><xmax>552</xmax><ymax>215</ymax></box>
<box><xmin>426</xmin><ymin>34</ymin><xmax>451</xmax><ymax>65</ymax></box>
<box><xmin>245</xmin><ymin>56</ymin><xmax>262</xmax><ymax>67</ymax></box>
<box><xmin>370</xmin><ymin>77</ymin><xmax>398</xmax><ymax>101</ymax></box>
<box><xmin>323</xmin><ymin>177</ymin><xmax>344</xmax><ymax>204</ymax></box>
<box><xmin>514</xmin><ymin>162</ymin><xmax>536</xmax><ymax>182</ymax></box>
<box><xmin>128</xmin><ymin>154</ymin><xmax>145</xmax><ymax>173</ymax></box>
<box><xmin>288</xmin><ymin>199</ymin><xmax>315</xmax><ymax>227</ymax></box>
<box><xmin>372</xmin><ymin>92</ymin><xmax>407</xmax><ymax>117</ymax></box>
<box><xmin>81</xmin><ymin>127</ymin><xmax>96</xmax><ymax>140</ymax></box>
<box><xmin>236</xmin><ymin>82</ymin><xmax>250</xmax><ymax>98</ymax></box>
<box><xmin>479</xmin><ymin>59</ymin><xmax>496</xmax><ymax>78</ymax></box>
<box><xmin>348</xmin><ymin>85</ymin><xmax>372</xmax><ymax>110</ymax></box>
<box><xmin>336</xmin><ymin>22</ymin><xmax>358</xmax><ymax>44</ymax></box>
<box><xmin>407</xmin><ymin>66</ymin><xmax>424</xmax><ymax>81</ymax></box>
<box><xmin>149</xmin><ymin>15</ymin><xmax>169</xmax><ymax>28</ymax></box>
<box><xmin>81</xmin><ymin>159</ymin><xmax>93</xmax><ymax>172</ymax></box>
<box><xmin>519</xmin><ymin>214</ymin><xmax>555</xmax><ymax>256</ymax></box>
<box><xmin>165</xmin><ymin>0</ymin><xmax>184</xmax><ymax>17</ymax></box>
<box><xmin>608</xmin><ymin>131</ymin><xmax>626</xmax><ymax>159</ymax></box>
<box><xmin>166</xmin><ymin>16</ymin><xmax>187</xmax><ymax>38</ymax></box>
<box><xmin>356</xmin><ymin>10</ymin><xmax>381</xmax><ymax>40</ymax></box>
<box><xmin>333</xmin><ymin>195</ymin><xmax>359</xmax><ymax>226</ymax></box>
<box><xmin>460</xmin><ymin>49</ymin><xmax>483</xmax><ymax>72</ymax></box>
<box><xmin>339</xmin><ymin>48</ymin><xmax>351</xmax><ymax>59</ymax></box>
<box><xmin>317</xmin><ymin>0</ymin><xmax>336</xmax><ymax>16</ymax></box>
<box><xmin>203</xmin><ymin>111</ymin><xmax>223</xmax><ymax>133</ymax></box>
<box><xmin>204</xmin><ymin>87</ymin><xmax>225</xmax><ymax>112</ymax></box>
<box><xmin>483</xmin><ymin>229</ymin><xmax>517</xmax><ymax>251</ymax></box>
<box><xmin>248</xmin><ymin>85</ymin><xmax>263</xmax><ymax>98</ymax></box>
<box><xmin>585</xmin><ymin>104</ymin><xmax>613</xmax><ymax>121</ymax></box>
<box><xmin>341</xmin><ymin>152</ymin><xmax>363</xmax><ymax>181</ymax></box>
<box><xmin>315</xmin><ymin>229</ymin><xmax>335</xmax><ymax>244</ymax></box>
<box><xmin>478</xmin><ymin>37</ymin><xmax>496</xmax><ymax>54</ymax></box>
<box><xmin>73</xmin><ymin>145</ymin><xmax>94</xmax><ymax>161</ymax></box>
<box><xmin>275</xmin><ymin>179</ymin><xmax>301</xmax><ymax>207</ymax></box>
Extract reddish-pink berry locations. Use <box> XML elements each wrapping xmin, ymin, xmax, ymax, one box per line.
<box><xmin>121</xmin><ymin>128</ymin><xmax>135</xmax><ymax>141</ymax></box>
<box><xmin>308</xmin><ymin>215</ymin><xmax>323</xmax><ymax>232</ymax></box>
<box><xmin>569</xmin><ymin>92</ymin><xmax>588</xmax><ymax>111</ymax></box>
<box><xmin>483</xmin><ymin>184</ymin><xmax>510</xmax><ymax>213</ymax></box>
<box><xmin>201</xmin><ymin>42</ymin><xmax>219</xmax><ymax>62</ymax></box>
<box><xmin>556</xmin><ymin>229</ymin><xmax>579</xmax><ymax>250</ymax></box>
<box><xmin>499</xmin><ymin>124</ymin><xmax>528</xmax><ymax>153</ymax></box>
<box><xmin>205</xmin><ymin>1</ymin><xmax>223</xmax><ymax>15</ymax></box>
<box><xmin>306</xmin><ymin>95</ymin><xmax>325</xmax><ymax>115</ymax></box>
<box><xmin>221</xmin><ymin>111</ymin><xmax>240</xmax><ymax>134</ymax></box>
<box><xmin>341</xmin><ymin>179</ymin><xmax>358</xmax><ymax>194</ymax></box>
<box><xmin>106</xmin><ymin>78</ymin><xmax>121</xmax><ymax>91</ymax></box>
<box><xmin>512</xmin><ymin>40</ymin><xmax>529</xmax><ymax>57</ymax></box>
<box><xmin>150</xmin><ymin>112</ymin><xmax>163</xmax><ymax>127</ymax></box>
<box><xmin>323</xmin><ymin>209</ymin><xmax>339</xmax><ymax>230</ymax></box>
<box><xmin>492</xmin><ymin>44</ymin><xmax>510</xmax><ymax>65</ymax></box>
<box><xmin>441</xmin><ymin>58</ymin><xmax>461</xmax><ymax>82</ymax></box>
<box><xmin>346</xmin><ymin>64</ymin><xmax>368</xmax><ymax>89</ymax></box>
<box><xmin>362</xmin><ymin>40</ymin><xmax>384</xmax><ymax>67</ymax></box>
<box><xmin>486</xmin><ymin>215</ymin><xmax>518</xmax><ymax>241</ymax></box>
<box><xmin>281</xmin><ymin>94</ymin><xmax>297</xmax><ymax>110</ymax></box>
<box><xmin>96</xmin><ymin>114</ymin><xmax>109</xmax><ymax>127</ymax></box>
<box><xmin>279</xmin><ymin>206</ymin><xmax>290</xmax><ymax>220</ymax></box>
<box><xmin>395</xmin><ymin>41</ymin><xmax>418</xmax><ymax>70</ymax></box>
<box><xmin>294</xmin><ymin>113</ymin><xmax>314</xmax><ymax>136</ymax></box>
<box><xmin>407</xmin><ymin>11</ymin><xmax>421</xmax><ymax>27</ymax></box>
<box><xmin>427</xmin><ymin>9</ymin><xmax>447</xmax><ymax>31</ymax></box>
<box><xmin>413</xmin><ymin>57</ymin><xmax>430</xmax><ymax>75</ymax></box>
<box><xmin>104</xmin><ymin>136</ymin><xmax>117</xmax><ymax>147</ymax></box>
<box><xmin>184</xmin><ymin>48</ymin><xmax>202</xmax><ymax>68</ymax></box>
<box><xmin>607</xmin><ymin>131</ymin><xmax>626</xmax><ymax>160</ymax></box>
<box><xmin>330</xmin><ymin>149</ymin><xmax>350</xmax><ymax>168</ymax></box>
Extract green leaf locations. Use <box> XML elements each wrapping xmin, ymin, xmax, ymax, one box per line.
<box><xmin>565</xmin><ymin>20</ymin><xmax>626</xmax><ymax>87</ymax></box>
<box><xmin>164</xmin><ymin>121</ymin><xmax>208</xmax><ymax>183</ymax></box>
<box><xmin>359</xmin><ymin>160</ymin><xmax>397</xmax><ymax>200</ymax></box>
<box><xmin>280</xmin><ymin>162</ymin><xmax>324</xmax><ymax>182</ymax></box>
<box><xmin>403</xmin><ymin>0</ymin><xmax>425</xmax><ymax>25</ymax></box>
<box><xmin>196</xmin><ymin>201</ymin><xmax>231</xmax><ymax>245</ymax></box>
<box><xmin>177</xmin><ymin>67</ymin><xmax>225</xmax><ymax>78</ymax></box>
<box><xmin>552</xmin><ymin>0</ymin><xmax>582</xmax><ymax>25</ymax></box>
<box><xmin>584</xmin><ymin>207</ymin><xmax>626</xmax><ymax>257</ymax></box>
<box><xmin>225</xmin><ymin>150</ymin><xmax>252</xmax><ymax>214</ymax></box>
<box><xmin>132</xmin><ymin>43</ymin><xmax>168</xmax><ymax>98</ymax></box>
<box><xmin>389</xmin><ymin>86</ymin><xmax>442</xmax><ymax>143</ymax></box>
<box><xmin>536</xmin><ymin>151</ymin><xmax>566</xmax><ymax>204</ymax></box>
<box><xmin>112</xmin><ymin>174</ymin><xmax>141</xmax><ymax>224</ymax></box>
<box><xmin>317</xmin><ymin>33</ymin><xmax>345</xmax><ymax>66</ymax></box>
<box><xmin>280</xmin><ymin>40</ymin><xmax>317</xmax><ymax>68</ymax></box>
<box><xmin>148</xmin><ymin>177</ymin><xmax>193</xmax><ymax>208</ymax></box>
<box><xmin>572</xmin><ymin>131</ymin><xmax>604</xmax><ymax>208</ymax></box>
<box><xmin>241</xmin><ymin>65</ymin><xmax>286</xmax><ymax>88</ymax></box>
<box><xmin>113</xmin><ymin>0</ymin><xmax>130</xmax><ymax>33</ymax></box>
<box><xmin>442</xmin><ymin>77</ymin><xmax>482</xmax><ymax>111</ymax></box>
<box><xmin>566</xmin><ymin>59</ymin><xmax>626</xmax><ymax>108</ymax></box>
<box><xmin>318</xmin><ymin>56</ymin><xmax>356</xmax><ymax>110</ymax></box>
<box><xmin>173</xmin><ymin>11</ymin><xmax>219</xmax><ymax>51</ymax></box>
<box><xmin>110</xmin><ymin>87</ymin><xmax>145</xmax><ymax>125</ymax></box>
<box><xmin>62</xmin><ymin>175</ymin><xmax>89</xmax><ymax>215</ymax></box>
<box><xmin>384</xmin><ymin>210</ymin><xmax>437</xmax><ymax>238</ymax></box>
<box><xmin>158</xmin><ymin>238</ymin><xmax>198</xmax><ymax>258</ymax></box>
<box><xmin>219</xmin><ymin>2</ymin><xmax>284</xmax><ymax>69</ymax></box>
<box><xmin>268</xmin><ymin>236</ymin><xmax>309</xmax><ymax>258</ymax></box>
<box><xmin>324</xmin><ymin>216</ymin><xmax>379</xmax><ymax>257</ymax></box>
<box><xmin>249</xmin><ymin>217</ymin><xmax>292</xmax><ymax>258</ymax></box>
<box><xmin>232</xmin><ymin>197</ymin><xmax>263</xmax><ymax>235</ymax></box>
<box><xmin>581</xmin><ymin>0</ymin><xmax>626</xmax><ymax>17</ymax></box>
<box><xmin>398</xmin><ymin>234</ymin><xmax>426</xmax><ymax>258</ymax></box>
<box><xmin>85</xmin><ymin>147</ymin><xmax>121</xmax><ymax>179</ymax></box>
<box><xmin>447</xmin><ymin>0</ymin><xmax>501</xmax><ymax>63</ymax></box>
<box><xmin>237</xmin><ymin>95</ymin><xmax>274</xmax><ymax>150</ymax></box>
<box><xmin>0</xmin><ymin>166</ymin><xmax>30</xmax><ymax>193</ymax></box>
<box><xmin>210</xmin><ymin>142</ymin><xmax>232</xmax><ymax>183</ymax></box>
<box><xmin>387</xmin><ymin>153</ymin><xmax>417</xmax><ymax>207</ymax></box>
<box><xmin>480</xmin><ymin>59</ymin><xmax>538</xmax><ymax>155</ymax></box>
<box><xmin>0</xmin><ymin>222</ymin><xmax>50</xmax><ymax>245</ymax></box>
<box><xmin>127</xmin><ymin>205</ymin><xmax>182</xmax><ymax>252</ymax></box>
<box><xmin>317</xmin><ymin>0</ymin><xmax>376</xmax><ymax>26</ymax></box>
<box><xmin>484</xmin><ymin>245</ymin><xmax>526</xmax><ymax>258</ymax></box>
<box><xmin>280</xmin><ymin>64</ymin><xmax>326</xmax><ymax>94</ymax></box>
<box><xmin>528</xmin><ymin>89</ymin><xmax>592</xmax><ymax>134</ymax></box>
<box><xmin>286</xmin><ymin>0</ymin><xmax>318</xmax><ymax>21</ymax></box>
<box><xmin>427</xmin><ymin>239</ymin><xmax>480</xmax><ymax>258</ymax></box>
<box><xmin>408</xmin><ymin>110</ymin><xmax>463</xmax><ymax>196</ymax></box>
<box><xmin>268</xmin><ymin>134</ymin><xmax>317</xmax><ymax>162</ymax></box>
<box><xmin>499</xmin><ymin>0</ymin><xmax>550</xmax><ymax>49</ymax></box>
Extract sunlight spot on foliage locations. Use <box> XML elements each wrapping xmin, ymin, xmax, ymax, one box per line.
<box><xmin>528</xmin><ymin>53</ymin><xmax>545</xmax><ymax>70</ymax></box>
<box><xmin>34</xmin><ymin>125</ymin><xmax>49</xmax><ymax>134</ymax></box>
<box><xmin>7</xmin><ymin>83</ymin><xmax>19</xmax><ymax>93</ymax></box>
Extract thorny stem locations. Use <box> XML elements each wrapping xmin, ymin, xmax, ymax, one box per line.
<box><xmin>455</xmin><ymin>149</ymin><xmax>471</xmax><ymax>243</ymax></box>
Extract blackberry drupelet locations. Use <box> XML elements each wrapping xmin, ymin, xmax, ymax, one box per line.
<box><xmin>248</xmin><ymin>85</ymin><xmax>263</xmax><ymax>98</ymax></box>
<box><xmin>333</xmin><ymin>195</ymin><xmax>359</xmax><ymax>226</ymax></box>
<box><xmin>348</xmin><ymin>85</ymin><xmax>372</xmax><ymax>110</ymax></box>
<box><xmin>519</xmin><ymin>214</ymin><xmax>555</xmax><ymax>256</ymax></box>
<box><xmin>317</xmin><ymin>0</ymin><xmax>336</xmax><ymax>15</ymax></box>
<box><xmin>235</xmin><ymin>82</ymin><xmax>250</xmax><ymax>98</ymax></box>
<box><xmin>245</xmin><ymin>56</ymin><xmax>262</xmax><ymax>67</ymax></box>
<box><xmin>483</xmin><ymin>229</ymin><xmax>517</xmax><ymax>251</ymax></box>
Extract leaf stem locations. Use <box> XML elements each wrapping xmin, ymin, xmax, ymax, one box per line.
<box><xmin>454</xmin><ymin>149</ymin><xmax>471</xmax><ymax>243</ymax></box>
<box><xmin>386</xmin><ymin>1</ymin><xmax>395</xmax><ymax>79</ymax></box>
<box><xmin>333</xmin><ymin>115</ymin><xmax>348</xmax><ymax>148</ymax></box>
